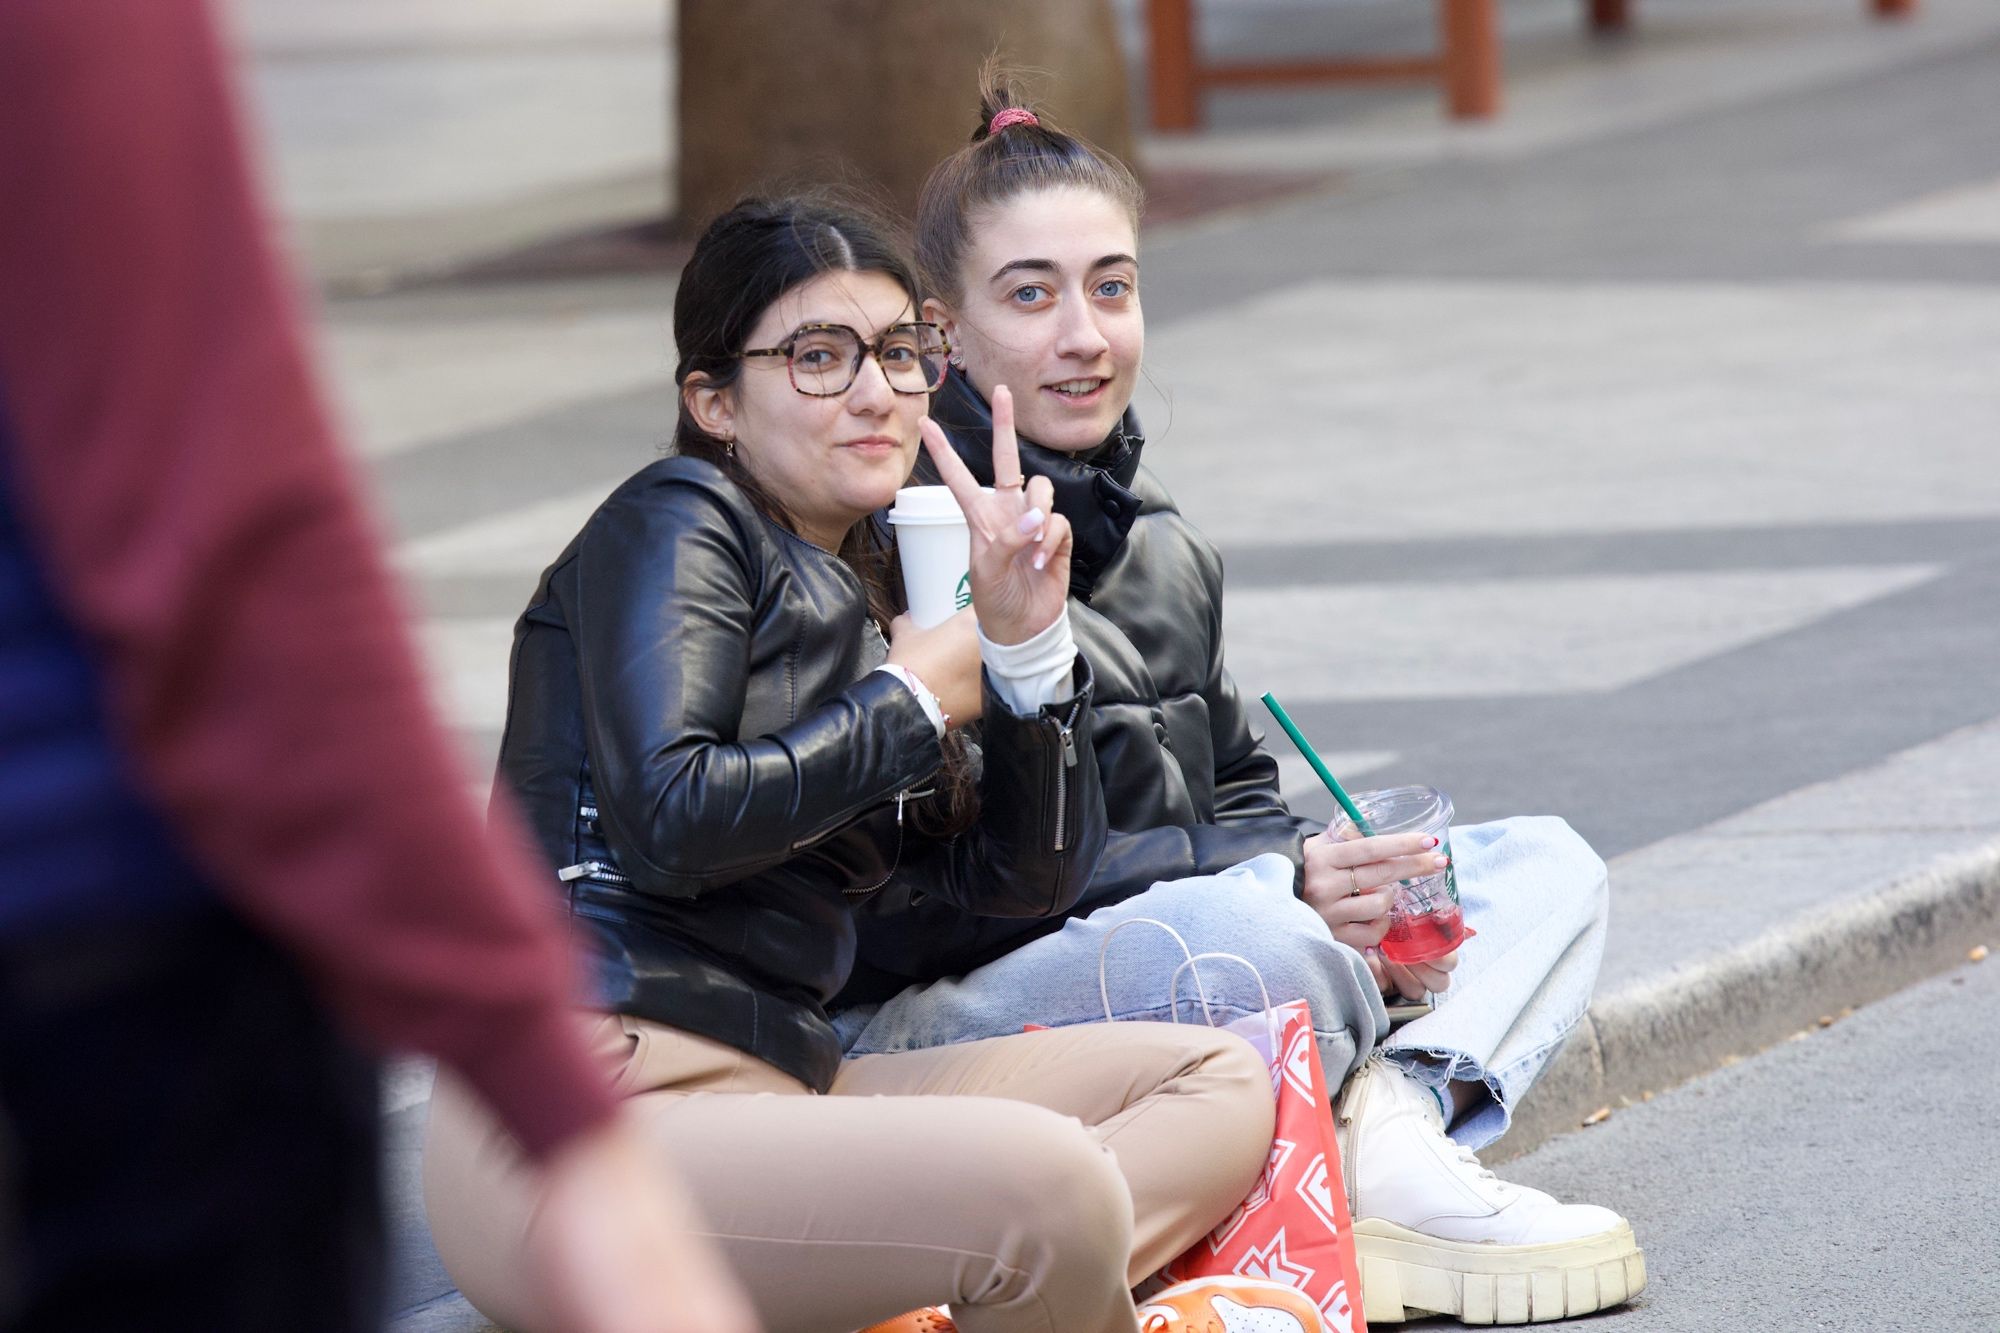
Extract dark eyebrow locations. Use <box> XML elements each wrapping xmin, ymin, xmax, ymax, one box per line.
<box><xmin>988</xmin><ymin>253</ymin><xmax>1140</xmax><ymax>284</ymax></box>
<box><xmin>989</xmin><ymin>258</ymin><xmax>1059</xmax><ymax>284</ymax></box>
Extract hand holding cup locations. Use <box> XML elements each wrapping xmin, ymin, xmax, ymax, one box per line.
<box><xmin>1303</xmin><ymin>822</ymin><xmax>1458</xmax><ymax>997</ymax></box>
<box><xmin>884</xmin><ymin>609</ymin><xmax>982</xmax><ymax>727</ymax></box>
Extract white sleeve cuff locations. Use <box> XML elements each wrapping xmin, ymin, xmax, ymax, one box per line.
<box><xmin>873</xmin><ymin>663</ymin><xmax>948</xmax><ymax>736</ymax></box>
<box><xmin>977</xmin><ymin>610</ymin><xmax>1077</xmax><ymax>716</ymax></box>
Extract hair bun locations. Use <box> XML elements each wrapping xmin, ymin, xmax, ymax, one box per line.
<box><xmin>987</xmin><ymin>107</ymin><xmax>1040</xmax><ymax>135</ymax></box>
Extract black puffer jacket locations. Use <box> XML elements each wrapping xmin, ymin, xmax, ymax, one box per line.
<box><xmin>496</xmin><ymin>455</ymin><xmax>1104</xmax><ymax>1091</ymax></box>
<box><xmin>837</xmin><ymin>372</ymin><xmax>1314</xmax><ymax>1002</ymax></box>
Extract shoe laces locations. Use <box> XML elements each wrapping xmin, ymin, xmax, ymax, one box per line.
<box><xmin>1452</xmin><ymin>1139</ymin><xmax>1498</xmax><ymax>1182</ymax></box>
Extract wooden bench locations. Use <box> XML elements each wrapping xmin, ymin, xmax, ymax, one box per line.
<box><xmin>1146</xmin><ymin>0</ymin><xmax>1921</xmax><ymax>131</ymax></box>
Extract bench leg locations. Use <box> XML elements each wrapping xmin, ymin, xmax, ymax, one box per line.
<box><xmin>1589</xmin><ymin>0</ymin><xmax>1633</xmax><ymax>31</ymax></box>
<box><xmin>1440</xmin><ymin>0</ymin><xmax>1500</xmax><ymax>119</ymax></box>
<box><xmin>1149</xmin><ymin>0</ymin><xmax>1202</xmax><ymax>131</ymax></box>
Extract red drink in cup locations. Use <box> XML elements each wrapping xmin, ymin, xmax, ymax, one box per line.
<box><xmin>1381</xmin><ymin>900</ymin><xmax>1466</xmax><ymax>965</ymax></box>
<box><xmin>1332</xmin><ymin>785</ymin><xmax>1468</xmax><ymax>965</ymax></box>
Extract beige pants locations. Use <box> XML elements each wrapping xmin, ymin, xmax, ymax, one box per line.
<box><xmin>424</xmin><ymin>1016</ymin><xmax>1273</xmax><ymax>1333</ymax></box>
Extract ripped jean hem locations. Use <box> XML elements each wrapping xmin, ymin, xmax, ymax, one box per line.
<box><xmin>1383</xmin><ymin>1032</ymin><xmax>1569</xmax><ymax>1151</ymax></box>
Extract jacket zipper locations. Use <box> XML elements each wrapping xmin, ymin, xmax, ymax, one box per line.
<box><xmin>843</xmin><ymin>788</ymin><xmax>919</xmax><ymax>899</ymax></box>
<box><xmin>557</xmin><ymin>859</ymin><xmax>631</xmax><ymax>886</ymax></box>
<box><xmin>1050</xmin><ymin>699</ymin><xmax>1081</xmax><ymax>853</ymax></box>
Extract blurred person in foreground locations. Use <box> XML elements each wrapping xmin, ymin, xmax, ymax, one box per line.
<box><xmin>0</xmin><ymin>3</ymin><xmax>758</xmax><ymax>1330</ymax></box>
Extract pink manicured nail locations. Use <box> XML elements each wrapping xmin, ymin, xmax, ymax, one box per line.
<box><xmin>1033</xmin><ymin>551</ymin><xmax>1048</xmax><ymax>570</ymax></box>
<box><xmin>1432</xmin><ymin>855</ymin><xmax>1449</xmax><ymax>869</ymax></box>
<box><xmin>1425</xmin><ymin>836</ymin><xmax>1440</xmax><ymax>848</ymax></box>
<box><xmin>1016</xmin><ymin>508</ymin><xmax>1045</xmax><ymax>535</ymax></box>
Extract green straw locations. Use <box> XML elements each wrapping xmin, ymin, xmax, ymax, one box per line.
<box><xmin>1261</xmin><ymin>692</ymin><xmax>1376</xmax><ymax>835</ymax></box>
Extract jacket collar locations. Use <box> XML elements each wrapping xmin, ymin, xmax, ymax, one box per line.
<box><xmin>926</xmin><ymin>369</ymin><xmax>1146</xmax><ymax>601</ymax></box>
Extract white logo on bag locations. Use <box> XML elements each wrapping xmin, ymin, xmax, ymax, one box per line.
<box><xmin>1235</xmin><ymin>1231</ymin><xmax>1315</xmax><ymax>1287</ymax></box>
<box><xmin>1281</xmin><ymin>1025</ymin><xmax>1317</xmax><ymax>1105</ymax></box>
<box><xmin>1208</xmin><ymin>1139</ymin><xmax>1295</xmax><ymax>1251</ymax></box>
<box><xmin>1296</xmin><ymin>1153</ymin><xmax>1343</xmax><ymax>1238</ymax></box>
<box><xmin>1209</xmin><ymin>1294</ymin><xmax>1312</xmax><ymax>1333</ymax></box>
<box><xmin>1317</xmin><ymin>1281</ymin><xmax>1359</xmax><ymax>1333</ymax></box>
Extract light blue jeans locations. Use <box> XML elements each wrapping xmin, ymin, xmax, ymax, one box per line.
<box><xmin>833</xmin><ymin>817</ymin><xmax>1608</xmax><ymax>1150</ymax></box>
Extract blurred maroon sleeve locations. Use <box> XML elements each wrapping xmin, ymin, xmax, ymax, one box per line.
<box><xmin>0</xmin><ymin>0</ymin><xmax>615</xmax><ymax>1158</ymax></box>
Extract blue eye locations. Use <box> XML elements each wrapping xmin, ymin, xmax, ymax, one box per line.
<box><xmin>1096</xmin><ymin>278</ymin><xmax>1132</xmax><ymax>299</ymax></box>
<box><xmin>1010</xmin><ymin>285</ymin><xmax>1050</xmax><ymax>306</ymax></box>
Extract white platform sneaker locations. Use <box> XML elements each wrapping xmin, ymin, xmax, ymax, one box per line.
<box><xmin>1335</xmin><ymin>1058</ymin><xmax>1646</xmax><ymax>1324</ymax></box>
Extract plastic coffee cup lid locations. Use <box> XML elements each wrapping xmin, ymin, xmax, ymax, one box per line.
<box><xmin>888</xmin><ymin>484</ymin><xmax>991</xmax><ymax>525</ymax></box>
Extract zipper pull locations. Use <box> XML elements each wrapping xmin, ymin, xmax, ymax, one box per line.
<box><xmin>1057</xmin><ymin>707</ymin><xmax>1079</xmax><ymax>768</ymax></box>
<box><xmin>896</xmin><ymin>789</ymin><xmax>909</xmax><ymax>826</ymax></box>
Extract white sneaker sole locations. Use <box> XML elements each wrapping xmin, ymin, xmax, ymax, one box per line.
<box><xmin>1352</xmin><ymin>1219</ymin><xmax>1647</xmax><ymax>1325</ymax></box>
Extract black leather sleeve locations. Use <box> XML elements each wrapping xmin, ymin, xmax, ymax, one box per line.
<box><xmin>890</xmin><ymin>657</ymin><xmax>1107</xmax><ymax>920</ymax></box>
<box><xmin>573</xmin><ymin>476</ymin><xmax>941</xmax><ymax>899</ymax></box>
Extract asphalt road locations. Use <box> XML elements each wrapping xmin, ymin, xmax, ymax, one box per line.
<box><xmin>1473</xmin><ymin>955</ymin><xmax>2000</xmax><ymax>1331</ymax></box>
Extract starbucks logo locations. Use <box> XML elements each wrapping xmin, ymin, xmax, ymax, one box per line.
<box><xmin>954</xmin><ymin>571</ymin><xmax>972</xmax><ymax>611</ymax></box>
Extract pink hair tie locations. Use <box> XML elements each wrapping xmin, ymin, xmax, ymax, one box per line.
<box><xmin>988</xmin><ymin>107</ymin><xmax>1040</xmax><ymax>134</ymax></box>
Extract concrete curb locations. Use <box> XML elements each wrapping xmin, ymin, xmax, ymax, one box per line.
<box><xmin>1493</xmin><ymin>839</ymin><xmax>2000</xmax><ymax>1161</ymax></box>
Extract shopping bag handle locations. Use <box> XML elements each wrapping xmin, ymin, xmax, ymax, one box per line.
<box><xmin>1098</xmin><ymin>917</ymin><xmax>1198</xmax><ymax>1023</ymax></box>
<box><xmin>1096</xmin><ymin>918</ymin><xmax>1279</xmax><ymax>1047</ymax></box>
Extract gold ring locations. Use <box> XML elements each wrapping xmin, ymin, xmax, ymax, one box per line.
<box><xmin>995</xmin><ymin>479</ymin><xmax>1025</xmax><ymax>491</ymax></box>
<box><xmin>1348</xmin><ymin>867</ymin><xmax>1362</xmax><ymax>897</ymax></box>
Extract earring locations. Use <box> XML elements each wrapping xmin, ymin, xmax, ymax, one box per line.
<box><xmin>948</xmin><ymin>352</ymin><xmax>965</xmax><ymax>369</ymax></box>
<box><xmin>721</xmin><ymin>434</ymin><xmax>736</xmax><ymax>457</ymax></box>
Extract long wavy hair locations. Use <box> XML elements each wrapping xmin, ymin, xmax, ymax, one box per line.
<box><xmin>671</xmin><ymin>195</ymin><xmax>978</xmax><ymax>840</ymax></box>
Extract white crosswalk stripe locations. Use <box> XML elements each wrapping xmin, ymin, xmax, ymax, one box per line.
<box><xmin>1222</xmin><ymin>564</ymin><xmax>1939</xmax><ymax>704</ymax></box>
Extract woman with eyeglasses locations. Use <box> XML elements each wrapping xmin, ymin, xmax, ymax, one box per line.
<box><xmin>831</xmin><ymin>76</ymin><xmax>1647</xmax><ymax>1327</ymax></box>
<box><xmin>419</xmin><ymin>196</ymin><xmax>1276</xmax><ymax>1333</ymax></box>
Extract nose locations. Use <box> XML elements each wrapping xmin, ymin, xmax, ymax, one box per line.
<box><xmin>844</xmin><ymin>347</ymin><xmax>897</xmax><ymax>413</ymax></box>
<box><xmin>1054</xmin><ymin>292</ymin><xmax>1111</xmax><ymax>361</ymax></box>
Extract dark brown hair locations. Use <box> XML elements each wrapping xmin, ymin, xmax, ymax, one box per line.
<box><xmin>671</xmin><ymin>195</ymin><xmax>977</xmax><ymax>839</ymax></box>
<box><xmin>914</xmin><ymin>64</ymin><xmax>1144</xmax><ymax>305</ymax></box>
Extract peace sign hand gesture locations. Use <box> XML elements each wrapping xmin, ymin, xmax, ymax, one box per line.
<box><xmin>918</xmin><ymin>384</ymin><xmax>1075</xmax><ymax>646</ymax></box>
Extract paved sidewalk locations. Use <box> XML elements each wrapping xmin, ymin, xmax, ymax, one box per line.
<box><xmin>242</xmin><ymin>2</ymin><xmax>2000</xmax><ymax>1326</ymax></box>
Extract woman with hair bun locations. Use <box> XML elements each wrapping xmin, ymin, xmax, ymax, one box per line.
<box><xmin>834</xmin><ymin>72</ymin><xmax>1647</xmax><ymax>1328</ymax></box>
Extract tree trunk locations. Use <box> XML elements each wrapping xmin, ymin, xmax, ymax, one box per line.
<box><xmin>676</xmin><ymin>0</ymin><xmax>1133</xmax><ymax>228</ymax></box>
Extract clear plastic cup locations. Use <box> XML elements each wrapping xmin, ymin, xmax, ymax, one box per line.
<box><xmin>886</xmin><ymin>485</ymin><xmax>975</xmax><ymax>628</ymax></box>
<box><xmin>1331</xmin><ymin>785</ymin><xmax>1468</xmax><ymax>965</ymax></box>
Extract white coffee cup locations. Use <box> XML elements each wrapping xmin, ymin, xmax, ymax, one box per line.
<box><xmin>886</xmin><ymin>485</ymin><xmax>980</xmax><ymax>628</ymax></box>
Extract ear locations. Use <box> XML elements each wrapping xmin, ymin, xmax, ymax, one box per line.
<box><xmin>683</xmin><ymin>371</ymin><xmax>736</xmax><ymax>443</ymax></box>
<box><xmin>921</xmin><ymin>295</ymin><xmax>958</xmax><ymax>347</ymax></box>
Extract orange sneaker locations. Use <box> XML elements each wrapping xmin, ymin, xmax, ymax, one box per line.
<box><xmin>857</xmin><ymin>1308</ymin><xmax>957</xmax><ymax>1333</ymax></box>
<box><xmin>1138</xmin><ymin>1277</ymin><xmax>1326</xmax><ymax>1332</ymax></box>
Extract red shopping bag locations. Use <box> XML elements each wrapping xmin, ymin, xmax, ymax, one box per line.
<box><xmin>1160</xmin><ymin>997</ymin><xmax>1366</xmax><ymax>1333</ymax></box>
<box><xmin>1086</xmin><ymin>919</ymin><xmax>1368</xmax><ymax>1333</ymax></box>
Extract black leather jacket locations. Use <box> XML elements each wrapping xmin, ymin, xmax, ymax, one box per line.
<box><xmin>837</xmin><ymin>371</ymin><xmax>1315</xmax><ymax>1002</ymax></box>
<box><xmin>496</xmin><ymin>456</ymin><xmax>1105</xmax><ymax>1091</ymax></box>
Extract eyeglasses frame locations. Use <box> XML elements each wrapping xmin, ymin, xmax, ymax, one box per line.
<box><xmin>740</xmin><ymin>321</ymin><xmax>952</xmax><ymax>397</ymax></box>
